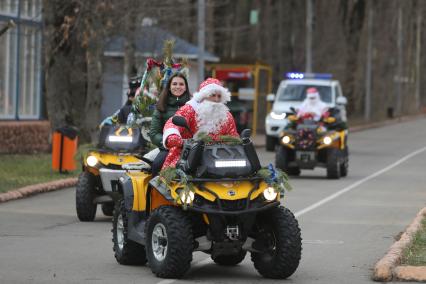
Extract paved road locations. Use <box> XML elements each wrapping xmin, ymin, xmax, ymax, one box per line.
<box><xmin>1</xmin><ymin>118</ymin><xmax>426</xmax><ymax>284</ymax></box>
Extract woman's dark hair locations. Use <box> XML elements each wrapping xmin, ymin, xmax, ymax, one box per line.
<box><xmin>156</xmin><ymin>72</ymin><xmax>190</xmax><ymax>112</ymax></box>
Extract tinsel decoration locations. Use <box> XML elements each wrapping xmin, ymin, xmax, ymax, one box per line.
<box><xmin>257</xmin><ymin>163</ymin><xmax>292</xmax><ymax>195</ymax></box>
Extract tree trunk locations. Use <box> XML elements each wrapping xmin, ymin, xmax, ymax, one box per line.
<box><xmin>43</xmin><ymin>0</ymin><xmax>112</xmax><ymax>143</ymax></box>
<box><xmin>43</xmin><ymin>0</ymin><xmax>87</xmax><ymax>133</ymax></box>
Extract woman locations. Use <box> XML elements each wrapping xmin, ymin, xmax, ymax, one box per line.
<box><xmin>150</xmin><ymin>72</ymin><xmax>191</xmax><ymax>175</ymax></box>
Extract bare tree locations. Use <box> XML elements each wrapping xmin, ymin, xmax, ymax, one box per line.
<box><xmin>43</xmin><ymin>0</ymin><xmax>116</xmax><ymax>142</ymax></box>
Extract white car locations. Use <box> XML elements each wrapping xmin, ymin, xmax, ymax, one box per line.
<box><xmin>265</xmin><ymin>73</ymin><xmax>347</xmax><ymax>151</ymax></box>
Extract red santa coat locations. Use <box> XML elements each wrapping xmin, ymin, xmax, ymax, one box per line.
<box><xmin>161</xmin><ymin>99</ymin><xmax>239</xmax><ymax>169</ymax></box>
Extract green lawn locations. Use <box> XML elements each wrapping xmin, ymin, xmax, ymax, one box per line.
<box><xmin>0</xmin><ymin>144</ymin><xmax>93</xmax><ymax>193</ymax></box>
<box><xmin>402</xmin><ymin>217</ymin><xmax>426</xmax><ymax>266</ymax></box>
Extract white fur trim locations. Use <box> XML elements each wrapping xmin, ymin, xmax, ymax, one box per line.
<box><xmin>162</xmin><ymin>128</ymin><xmax>181</xmax><ymax>149</ymax></box>
<box><xmin>186</xmin><ymin>98</ymin><xmax>200</xmax><ymax>112</ymax></box>
<box><xmin>192</xmin><ymin>83</ymin><xmax>231</xmax><ymax>103</ymax></box>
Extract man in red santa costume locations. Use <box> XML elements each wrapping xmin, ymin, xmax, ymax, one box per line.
<box><xmin>161</xmin><ymin>78</ymin><xmax>239</xmax><ymax>169</ymax></box>
<box><xmin>297</xmin><ymin>87</ymin><xmax>328</xmax><ymax>121</ymax></box>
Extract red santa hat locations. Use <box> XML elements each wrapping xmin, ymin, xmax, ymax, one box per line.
<box><xmin>192</xmin><ymin>78</ymin><xmax>231</xmax><ymax>103</ymax></box>
<box><xmin>306</xmin><ymin>87</ymin><xmax>319</xmax><ymax>99</ymax></box>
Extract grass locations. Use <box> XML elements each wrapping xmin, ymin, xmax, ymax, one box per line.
<box><xmin>401</xmin><ymin>218</ymin><xmax>426</xmax><ymax>266</ymax></box>
<box><xmin>0</xmin><ymin>144</ymin><xmax>94</xmax><ymax>194</ymax></box>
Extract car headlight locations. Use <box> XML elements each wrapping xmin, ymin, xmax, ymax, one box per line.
<box><xmin>263</xmin><ymin>187</ymin><xmax>278</xmax><ymax>201</ymax></box>
<box><xmin>86</xmin><ymin>155</ymin><xmax>98</xmax><ymax>167</ymax></box>
<box><xmin>270</xmin><ymin>111</ymin><xmax>286</xmax><ymax>120</ymax></box>
<box><xmin>323</xmin><ymin>136</ymin><xmax>332</xmax><ymax>145</ymax></box>
<box><xmin>281</xmin><ymin>135</ymin><xmax>291</xmax><ymax>144</ymax></box>
<box><xmin>179</xmin><ymin>190</ymin><xmax>195</xmax><ymax>204</ymax></box>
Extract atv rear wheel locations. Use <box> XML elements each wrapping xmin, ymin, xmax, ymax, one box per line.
<box><xmin>212</xmin><ymin>251</ymin><xmax>247</xmax><ymax>266</ymax></box>
<box><xmin>146</xmin><ymin>206</ymin><xmax>193</xmax><ymax>278</ymax></box>
<box><xmin>251</xmin><ymin>206</ymin><xmax>302</xmax><ymax>279</ymax></box>
<box><xmin>112</xmin><ymin>199</ymin><xmax>147</xmax><ymax>265</ymax></box>
<box><xmin>326</xmin><ymin>148</ymin><xmax>341</xmax><ymax>179</ymax></box>
<box><xmin>76</xmin><ymin>171</ymin><xmax>97</xmax><ymax>221</ymax></box>
<box><xmin>102</xmin><ymin>202</ymin><xmax>114</xmax><ymax>216</ymax></box>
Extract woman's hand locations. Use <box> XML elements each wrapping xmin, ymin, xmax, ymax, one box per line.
<box><xmin>166</xmin><ymin>134</ymin><xmax>183</xmax><ymax>148</ymax></box>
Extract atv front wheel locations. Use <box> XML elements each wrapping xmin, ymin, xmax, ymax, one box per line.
<box><xmin>212</xmin><ymin>251</ymin><xmax>247</xmax><ymax>266</ymax></box>
<box><xmin>275</xmin><ymin>146</ymin><xmax>289</xmax><ymax>172</ymax></box>
<box><xmin>340</xmin><ymin>147</ymin><xmax>349</xmax><ymax>177</ymax></box>
<box><xmin>266</xmin><ymin>135</ymin><xmax>276</xmax><ymax>152</ymax></box>
<box><xmin>326</xmin><ymin>148</ymin><xmax>341</xmax><ymax>179</ymax></box>
<box><xmin>251</xmin><ymin>206</ymin><xmax>302</xmax><ymax>279</ymax></box>
<box><xmin>146</xmin><ymin>206</ymin><xmax>193</xmax><ymax>278</ymax></box>
<box><xmin>276</xmin><ymin>147</ymin><xmax>299</xmax><ymax>176</ymax></box>
<box><xmin>76</xmin><ymin>171</ymin><xmax>97</xmax><ymax>221</ymax></box>
<box><xmin>112</xmin><ymin>199</ymin><xmax>147</xmax><ymax>265</ymax></box>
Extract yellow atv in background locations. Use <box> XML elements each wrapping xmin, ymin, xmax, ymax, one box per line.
<box><xmin>276</xmin><ymin>107</ymin><xmax>348</xmax><ymax>179</ymax></box>
<box><xmin>111</xmin><ymin>116</ymin><xmax>302</xmax><ymax>279</ymax></box>
<box><xmin>76</xmin><ymin>124</ymin><xmax>151</xmax><ymax>221</ymax></box>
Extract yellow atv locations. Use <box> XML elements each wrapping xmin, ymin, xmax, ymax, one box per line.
<box><xmin>76</xmin><ymin>124</ymin><xmax>151</xmax><ymax>221</ymax></box>
<box><xmin>276</xmin><ymin>109</ymin><xmax>349</xmax><ymax>179</ymax></box>
<box><xmin>111</xmin><ymin>116</ymin><xmax>302</xmax><ymax>279</ymax></box>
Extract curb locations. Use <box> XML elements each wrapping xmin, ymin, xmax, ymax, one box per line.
<box><xmin>0</xmin><ymin>177</ymin><xmax>78</xmax><ymax>204</ymax></box>
<box><xmin>373</xmin><ymin>207</ymin><xmax>426</xmax><ymax>282</ymax></box>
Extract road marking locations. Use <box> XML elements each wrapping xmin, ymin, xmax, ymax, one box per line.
<box><xmin>156</xmin><ymin>145</ymin><xmax>426</xmax><ymax>284</ymax></box>
<box><xmin>295</xmin><ymin>146</ymin><xmax>426</xmax><ymax>218</ymax></box>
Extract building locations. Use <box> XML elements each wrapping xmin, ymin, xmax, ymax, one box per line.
<box><xmin>0</xmin><ymin>0</ymin><xmax>43</xmax><ymax>120</ymax></box>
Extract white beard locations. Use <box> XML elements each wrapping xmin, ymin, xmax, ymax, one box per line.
<box><xmin>196</xmin><ymin>100</ymin><xmax>229</xmax><ymax>135</ymax></box>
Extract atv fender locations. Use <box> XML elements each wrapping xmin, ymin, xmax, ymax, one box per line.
<box><xmin>119</xmin><ymin>176</ymin><xmax>135</xmax><ymax>211</ymax></box>
<box><xmin>148</xmin><ymin>176</ymin><xmax>174</xmax><ymax>202</ymax></box>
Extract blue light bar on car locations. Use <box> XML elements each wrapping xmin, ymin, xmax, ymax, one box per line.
<box><xmin>285</xmin><ymin>72</ymin><xmax>333</xmax><ymax>80</ymax></box>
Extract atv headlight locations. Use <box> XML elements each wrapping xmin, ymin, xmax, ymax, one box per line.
<box><xmin>323</xmin><ymin>136</ymin><xmax>332</xmax><ymax>145</ymax></box>
<box><xmin>108</xmin><ymin>135</ymin><xmax>133</xmax><ymax>142</ymax></box>
<box><xmin>281</xmin><ymin>135</ymin><xmax>291</xmax><ymax>144</ymax></box>
<box><xmin>215</xmin><ymin>160</ymin><xmax>247</xmax><ymax>168</ymax></box>
<box><xmin>86</xmin><ymin>155</ymin><xmax>98</xmax><ymax>167</ymax></box>
<box><xmin>263</xmin><ymin>187</ymin><xmax>278</xmax><ymax>201</ymax></box>
<box><xmin>179</xmin><ymin>190</ymin><xmax>195</xmax><ymax>204</ymax></box>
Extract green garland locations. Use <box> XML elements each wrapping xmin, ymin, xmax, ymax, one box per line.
<box><xmin>256</xmin><ymin>164</ymin><xmax>292</xmax><ymax>195</ymax></box>
<box><xmin>158</xmin><ymin>167</ymin><xmax>195</xmax><ymax>210</ymax></box>
<box><xmin>194</xmin><ymin>132</ymin><xmax>242</xmax><ymax>145</ymax></box>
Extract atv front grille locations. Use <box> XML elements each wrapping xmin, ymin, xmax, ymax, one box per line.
<box><xmin>295</xmin><ymin>128</ymin><xmax>316</xmax><ymax>150</ymax></box>
<box><xmin>221</xmin><ymin>199</ymin><xmax>247</xmax><ymax>211</ymax></box>
<box><xmin>199</xmin><ymin>198</ymin><xmax>247</xmax><ymax>211</ymax></box>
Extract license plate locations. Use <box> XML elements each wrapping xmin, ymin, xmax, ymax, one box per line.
<box><xmin>296</xmin><ymin>151</ymin><xmax>315</xmax><ymax>162</ymax></box>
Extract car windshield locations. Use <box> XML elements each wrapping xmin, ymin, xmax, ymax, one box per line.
<box><xmin>277</xmin><ymin>85</ymin><xmax>332</xmax><ymax>103</ymax></box>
